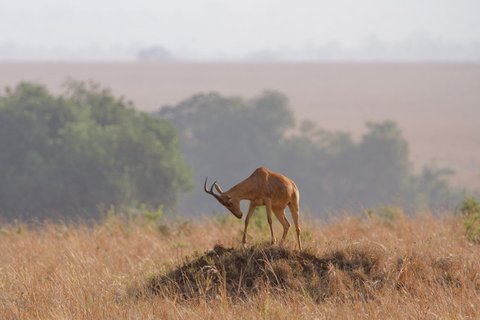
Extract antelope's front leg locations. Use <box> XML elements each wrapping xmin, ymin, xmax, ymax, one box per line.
<box><xmin>265</xmin><ymin>201</ymin><xmax>276</xmax><ymax>245</ymax></box>
<box><xmin>242</xmin><ymin>202</ymin><xmax>256</xmax><ymax>246</ymax></box>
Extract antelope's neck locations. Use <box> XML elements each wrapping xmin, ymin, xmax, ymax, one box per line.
<box><xmin>226</xmin><ymin>182</ymin><xmax>256</xmax><ymax>200</ymax></box>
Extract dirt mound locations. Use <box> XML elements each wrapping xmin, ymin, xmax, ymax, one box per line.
<box><xmin>138</xmin><ymin>244</ymin><xmax>386</xmax><ymax>301</ymax></box>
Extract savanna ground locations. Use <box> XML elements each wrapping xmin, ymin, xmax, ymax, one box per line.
<box><xmin>1</xmin><ymin>62</ymin><xmax>479</xmax><ymax>190</ymax></box>
<box><xmin>1</xmin><ymin>210</ymin><xmax>479</xmax><ymax>319</ymax></box>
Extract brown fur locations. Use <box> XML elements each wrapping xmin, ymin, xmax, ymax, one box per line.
<box><xmin>205</xmin><ymin>167</ymin><xmax>302</xmax><ymax>250</ymax></box>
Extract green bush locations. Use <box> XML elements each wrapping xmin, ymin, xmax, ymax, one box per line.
<box><xmin>459</xmin><ymin>196</ymin><xmax>480</xmax><ymax>243</ymax></box>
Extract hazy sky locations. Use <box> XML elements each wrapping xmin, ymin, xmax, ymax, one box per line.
<box><xmin>1</xmin><ymin>0</ymin><xmax>479</xmax><ymax>56</ymax></box>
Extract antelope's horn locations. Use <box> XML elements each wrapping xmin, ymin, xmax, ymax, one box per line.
<box><xmin>204</xmin><ymin>177</ymin><xmax>222</xmax><ymax>201</ymax></box>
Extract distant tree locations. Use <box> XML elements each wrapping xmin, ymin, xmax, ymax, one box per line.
<box><xmin>157</xmin><ymin>91</ymin><xmax>294</xmax><ymax>213</ymax></box>
<box><xmin>0</xmin><ymin>81</ymin><xmax>192</xmax><ymax>219</ymax></box>
<box><xmin>351</xmin><ymin>121</ymin><xmax>412</xmax><ymax>206</ymax></box>
<box><xmin>137</xmin><ymin>46</ymin><xmax>173</xmax><ymax>61</ymax></box>
<box><xmin>408</xmin><ymin>165</ymin><xmax>457</xmax><ymax>211</ymax></box>
<box><xmin>156</xmin><ymin>91</ymin><xmax>459</xmax><ymax>215</ymax></box>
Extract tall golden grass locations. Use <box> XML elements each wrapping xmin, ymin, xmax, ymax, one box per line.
<box><xmin>1</xmin><ymin>212</ymin><xmax>479</xmax><ymax>319</ymax></box>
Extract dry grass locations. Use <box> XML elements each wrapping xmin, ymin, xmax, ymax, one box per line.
<box><xmin>1</xmin><ymin>212</ymin><xmax>479</xmax><ymax>319</ymax></box>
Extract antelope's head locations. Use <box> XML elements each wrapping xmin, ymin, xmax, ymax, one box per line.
<box><xmin>204</xmin><ymin>178</ymin><xmax>242</xmax><ymax>219</ymax></box>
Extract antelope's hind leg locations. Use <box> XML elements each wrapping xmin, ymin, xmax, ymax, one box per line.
<box><xmin>273</xmin><ymin>207</ymin><xmax>290</xmax><ymax>246</ymax></box>
<box><xmin>288</xmin><ymin>203</ymin><xmax>302</xmax><ymax>250</ymax></box>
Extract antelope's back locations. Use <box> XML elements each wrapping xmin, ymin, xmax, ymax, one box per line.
<box><xmin>255</xmin><ymin>167</ymin><xmax>297</xmax><ymax>202</ymax></box>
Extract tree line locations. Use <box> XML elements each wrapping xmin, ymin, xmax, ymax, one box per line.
<box><xmin>0</xmin><ymin>81</ymin><xmax>191</xmax><ymax>219</ymax></box>
<box><xmin>157</xmin><ymin>91</ymin><xmax>460</xmax><ymax>215</ymax></box>
<box><xmin>0</xmin><ymin>82</ymin><xmax>461</xmax><ymax>219</ymax></box>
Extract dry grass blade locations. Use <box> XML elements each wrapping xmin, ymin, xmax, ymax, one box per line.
<box><xmin>0</xmin><ymin>214</ymin><xmax>479</xmax><ymax>319</ymax></box>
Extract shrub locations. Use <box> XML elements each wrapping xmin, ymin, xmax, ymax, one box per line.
<box><xmin>459</xmin><ymin>196</ymin><xmax>480</xmax><ymax>243</ymax></box>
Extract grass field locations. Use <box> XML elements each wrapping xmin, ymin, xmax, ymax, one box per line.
<box><xmin>1</xmin><ymin>62</ymin><xmax>479</xmax><ymax>190</ymax></box>
<box><xmin>1</xmin><ymin>212</ymin><xmax>479</xmax><ymax>319</ymax></box>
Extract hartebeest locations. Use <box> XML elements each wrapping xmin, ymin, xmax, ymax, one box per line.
<box><xmin>204</xmin><ymin>167</ymin><xmax>302</xmax><ymax>250</ymax></box>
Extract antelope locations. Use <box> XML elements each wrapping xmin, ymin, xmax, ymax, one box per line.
<box><xmin>204</xmin><ymin>167</ymin><xmax>302</xmax><ymax>250</ymax></box>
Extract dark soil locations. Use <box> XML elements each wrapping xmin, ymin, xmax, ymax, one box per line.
<box><xmin>140</xmin><ymin>244</ymin><xmax>386</xmax><ymax>301</ymax></box>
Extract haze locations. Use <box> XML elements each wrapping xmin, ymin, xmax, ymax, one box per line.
<box><xmin>0</xmin><ymin>0</ymin><xmax>479</xmax><ymax>210</ymax></box>
<box><xmin>1</xmin><ymin>0</ymin><xmax>480</xmax><ymax>60</ymax></box>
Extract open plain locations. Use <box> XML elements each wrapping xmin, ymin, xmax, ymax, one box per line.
<box><xmin>0</xmin><ymin>213</ymin><xmax>479</xmax><ymax>319</ymax></box>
